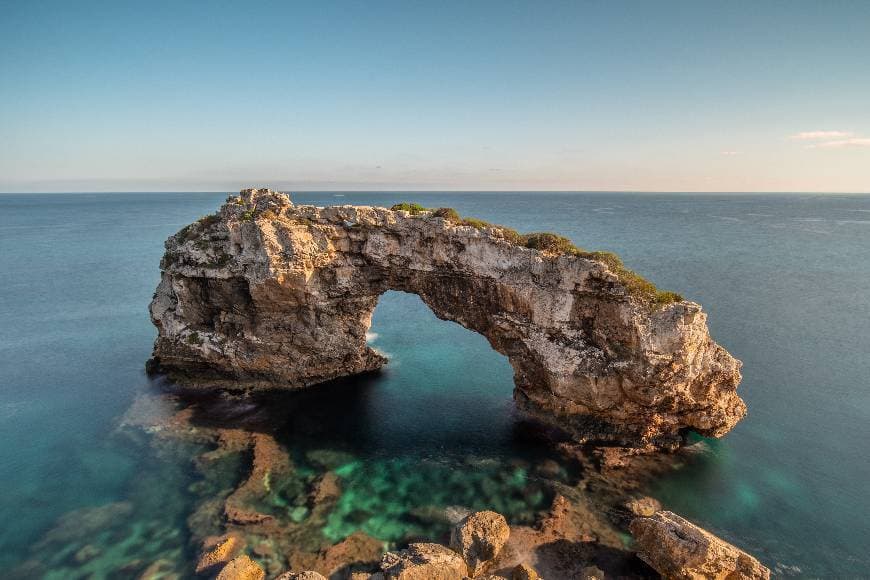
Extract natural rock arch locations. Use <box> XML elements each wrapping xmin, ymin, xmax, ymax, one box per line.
<box><xmin>149</xmin><ymin>189</ymin><xmax>745</xmax><ymax>448</ymax></box>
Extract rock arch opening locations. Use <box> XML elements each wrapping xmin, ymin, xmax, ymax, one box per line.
<box><xmin>363</xmin><ymin>290</ymin><xmax>517</xmax><ymax>450</ymax></box>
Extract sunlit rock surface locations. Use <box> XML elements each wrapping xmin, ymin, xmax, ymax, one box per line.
<box><xmin>449</xmin><ymin>510</ymin><xmax>510</xmax><ymax>575</ymax></box>
<box><xmin>149</xmin><ymin>188</ymin><xmax>744</xmax><ymax>448</ymax></box>
<box><xmin>380</xmin><ymin>542</ymin><xmax>468</xmax><ymax>579</ymax></box>
<box><xmin>630</xmin><ymin>511</ymin><xmax>771</xmax><ymax>579</ymax></box>
<box><xmin>215</xmin><ymin>554</ymin><xmax>265</xmax><ymax>580</ymax></box>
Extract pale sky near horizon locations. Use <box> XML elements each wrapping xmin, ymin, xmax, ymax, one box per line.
<box><xmin>2</xmin><ymin>0</ymin><xmax>869</xmax><ymax>193</ymax></box>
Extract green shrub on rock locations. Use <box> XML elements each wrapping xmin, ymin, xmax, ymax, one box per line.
<box><xmin>390</xmin><ymin>202</ymin><xmax>429</xmax><ymax>215</ymax></box>
<box><xmin>521</xmin><ymin>232</ymin><xmax>581</xmax><ymax>255</ymax></box>
<box><xmin>386</xmin><ymin>201</ymin><xmax>683</xmax><ymax>307</ymax></box>
<box><xmin>460</xmin><ymin>217</ymin><xmax>492</xmax><ymax>230</ymax></box>
<box><xmin>432</xmin><ymin>207</ymin><xmax>461</xmax><ymax>222</ymax></box>
<box><xmin>653</xmin><ymin>290</ymin><xmax>684</xmax><ymax>305</ymax></box>
<box><xmin>572</xmin><ymin>251</ymin><xmax>683</xmax><ymax>305</ymax></box>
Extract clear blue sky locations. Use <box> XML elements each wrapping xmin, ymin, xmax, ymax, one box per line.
<box><xmin>2</xmin><ymin>0</ymin><xmax>869</xmax><ymax>192</ymax></box>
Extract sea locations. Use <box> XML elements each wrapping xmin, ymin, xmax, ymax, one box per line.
<box><xmin>1</xmin><ymin>191</ymin><xmax>868</xmax><ymax>577</ymax></box>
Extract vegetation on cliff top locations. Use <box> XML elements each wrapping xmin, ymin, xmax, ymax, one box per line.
<box><xmin>391</xmin><ymin>202</ymin><xmax>683</xmax><ymax>306</ymax></box>
<box><xmin>176</xmin><ymin>213</ymin><xmax>222</xmax><ymax>243</ymax></box>
<box><xmin>390</xmin><ymin>202</ymin><xmax>430</xmax><ymax>215</ymax></box>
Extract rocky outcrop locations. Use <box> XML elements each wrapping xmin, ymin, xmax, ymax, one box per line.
<box><xmin>148</xmin><ymin>188</ymin><xmax>745</xmax><ymax>447</ymax></box>
<box><xmin>380</xmin><ymin>543</ymin><xmax>468</xmax><ymax>579</ymax></box>
<box><xmin>630</xmin><ymin>511</ymin><xmax>770</xmax><ymax>579</ymax></box>
<box><xmin>450</xmin><ymin>511</ymin><xmax>510</xmax><ymax>575</ymax></box>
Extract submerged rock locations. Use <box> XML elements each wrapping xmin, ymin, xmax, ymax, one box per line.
<box><xmin>534</xmin><ymin>459</ymin><xmax>561</xmax><ymax>479</ymax></box>
<box><xmin>449</xmin><ymin>510</ymin><xmax>510</xmax><ymax>576</ymax></box>
<box><xmin>73</xmin><ymin>544</ymin><xmax>101</xmax><ymax>563</ymax></box>
<box><xmin>630</xmin><ymin>511</ymin><xmax>770</xmax><ymax>579</ymax></box>
<box><xmin>36</xmin><ymin>501</ymin><xmax>134</xmax><ymax>545</ymax></box>
<box><xmin>139</xmin><ymin>559</ymin><xmax>179</xmax><ymax>580</ymax></box>
<box><xmin>224</xmin><ymin>432</ymin><xmax>292</xmax><ymax>525</ymax></box>
<box><xmin>310</xmin><ymin>471</ymin><xmax>342</xmax><ymax>505</ymax></box>
<box><xmin>149</xmin><ymin>188</ymin><xmax>745</xmax><ymax>449</ymax></box>
<box><xmin>380</xmin><ymin>543</ymin><xmax>468</xmax><ymax>579</ymax></box>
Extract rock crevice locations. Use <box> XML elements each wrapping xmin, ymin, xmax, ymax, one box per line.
<box><xmin>149</xmin><ymin>188</ymin><xmax>745</xmax><ymax>448</ymax></box>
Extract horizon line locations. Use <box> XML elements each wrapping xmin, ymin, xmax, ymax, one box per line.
<box><xmin>3</xmin><ymin>189</ymin><xmax>870</xmax><ymax>195</ymax></box>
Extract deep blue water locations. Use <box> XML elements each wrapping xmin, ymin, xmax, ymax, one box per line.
<box><xmin>1</xmin><ymin>192</ymin><xmax>869</xmax><ymax>577</ymax></box>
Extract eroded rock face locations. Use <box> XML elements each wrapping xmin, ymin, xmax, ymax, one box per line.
<box><xmin>148</xmin><ymin>188</ymin><xmax>745</xmax><ymax>447</ymax></box>
<box><xmin>630</xmin><ymin>511</ymin><xmax>770</xmax><ymax>579</ymax></box>
<box><xmin>450</xmin><ymin>510</ymin><xmax>510</xmax><ymax>575</ymax></box>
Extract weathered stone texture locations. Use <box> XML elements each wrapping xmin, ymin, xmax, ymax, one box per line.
<box><xmin>449</xmin><ymin>510</ymin><xmax>510</xmax><ymax>575</ymax></box>
<box><xmin>380</xmin><ymin>543</ymin><xmax>468</xmax><ymax>579</ymax></box>
<box><xmin>630</xmin><ymin>511</ymin><xmax>770</xmax><ymax>579</ymax></box>
<box><xmin>215</xmin><ymin>555</ymin><xmax>265</xmax><ymax>580</ymax></box>
<box><xmin>149</xmin><ymin>188</ymin><xmax>745</xmax><ymax>447</ymax></box>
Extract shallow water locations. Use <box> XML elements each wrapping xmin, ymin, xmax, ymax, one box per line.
<box><xmin>1</xmin><ymin>192</ymin><xmax>869</xmax><ymax>576</ymax></box>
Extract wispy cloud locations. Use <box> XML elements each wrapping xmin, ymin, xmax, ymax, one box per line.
<box><xmin>789</xmin><ymin>130</ymin><xmax>853</xmax><ymax>141</ymax></box>
<box><xmin>789</xmin><ymin>130</ymin><xmax>870</xmax><ymax>150</ymax></box>
<box><xmin>808</xmin><ymin>137</ymin><xmax>870</xmax><ymax>149</ymax></box>
<box><xmin>721</xmin><ymin>150</ymin><xmax>739</xmax><ymax>156</ymax></box>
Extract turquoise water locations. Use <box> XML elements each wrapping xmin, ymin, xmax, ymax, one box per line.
<box><xmin>1</xmin><ymin>192</ymin><xmax>869</xmax><ymax>577</ymax></box>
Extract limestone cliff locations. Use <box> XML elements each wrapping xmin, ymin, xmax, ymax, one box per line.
<box><xmin>148</xmin><ymin>188</ymin><xmax>745</xmax><ymax>448</ymax></box>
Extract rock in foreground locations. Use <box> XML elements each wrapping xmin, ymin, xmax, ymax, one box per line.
<box><xmin>275</xmin><ymin>572</ymin><xmax>327</xmax><ymax>580</ymax></box>
<box><xmin>511</xmin><ymin>563</ymin><xmax>541</xmax><ymax>579</ymax></box>
<box><xmin>450</xmin><ymin>510</ymin><xmax>510</xmax><ymax>575</ymax></box>
<box><xmin>195</xmin><ymin>534</ymin><xmax>244</xmax><ymax>575</ymax></box>
<box><xmin>630</xmin><ymin>511</ymin><xmax>770</xmax><ymax>579</ymax></box>
<box><xmin>215</xmin><ymin>554</ymin><xmax>265</xmax><ymax>580</ymax></box>
<box><xmin>380</xmin><ymin>543</ymin><xmax>468</xmax><ymax>579</ymax></box>
<box><xmin>149</xmin><ymin>188</ymin><xmax>745</xmax><ymax>448</ymax></box>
